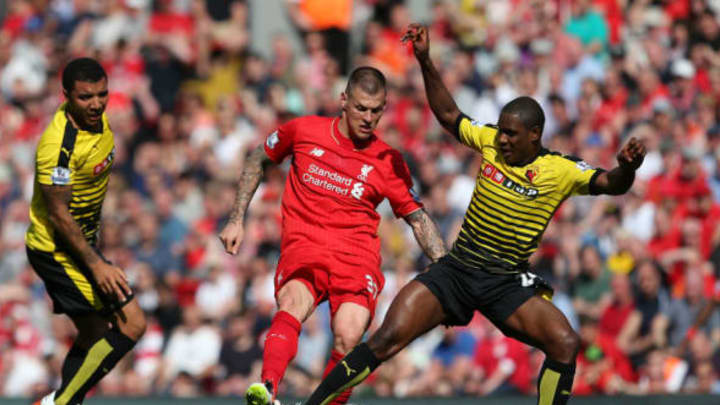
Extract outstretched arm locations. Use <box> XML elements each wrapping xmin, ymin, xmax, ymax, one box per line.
<box><xmin>592</xmin><ymin>137</ymin><xmax>646</xmax><ymax>195</ymax></box>
<box><xmin>219</xmin><ymin>144</ymin><xmax>275</xmax><ymax>254</ymax></box>
<box><xmin>404</xmin><ymin>208</ymin><xmax>447</xmax><ymax>262</ymax></box>
<box><xmin>402</xmin><ymin>23</ymin><xmax>461</xmax><ymax>135</ymax></box>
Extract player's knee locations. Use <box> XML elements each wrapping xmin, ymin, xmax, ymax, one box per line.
<box><xmin>122</xmin><ymin>309</ymin><xmax>147</xmax><ymax>341</ymax></box>
<box><xmin>132</xmin><ymin>310</ymin><xmax>148</xmax><ymax>340</ymax></box>
<box><xmin>277</xmin><ymin>295</ymin><xmax>307</xmax><ymax>320</ymax></box>
<box><xmin>564</xmin><ymin>329</ymin><xmax>581</xmax><ymax>356</ymax></box>
<box><xmin>368</xmin><ymin>325</ymin><xmax>404</xmax><ymax>361</ymax></box>
<box><xmin>332</xmin><ymin>320</ymin><xmax>366</xmax><ymax>353</ymax></box>
<box><xmin>276</xmin><ymin>284</ymin><xmax>314</xmax><ymax>321</ymax></box>
<box><xmin>548</xmin><ymin>328</ymin><xmax>580</xmax><ymax>363</ymax></box>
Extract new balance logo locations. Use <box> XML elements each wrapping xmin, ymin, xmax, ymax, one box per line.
<box><xmin>309</xmin><ymin>147</ymin><xmax>325</xmax><ymax>157</ymax></box>
<box><xmin>341</xmin><ymin>360</ymin><xmax>356</xmax><ymax>377</ymax></box>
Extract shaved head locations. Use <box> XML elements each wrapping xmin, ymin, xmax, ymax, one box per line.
<box><xmin>345</xmin><ymin>66</ymin><xmax>386</xmax><ymax>97</ymax></box>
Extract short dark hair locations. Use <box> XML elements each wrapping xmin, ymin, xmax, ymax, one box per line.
<box><xmin>345</xmin><ymin>66</ymin><xmax>386</xmax><ymax>96</ymax></box>
<box><xmin>62</xmin><ymin>58</ymin><xmax>107</xmax><ymax>92</ymax></box>
<box><xmin>500</xmin><ymin>96</ymin><xmax>545</xmax><ymax>134</ymax></box>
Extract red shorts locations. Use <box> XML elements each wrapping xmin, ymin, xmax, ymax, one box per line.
<box><xmin>274</xmin><ymin>250</ymin><xmax>384</xmax><ymax>322</ymax></box>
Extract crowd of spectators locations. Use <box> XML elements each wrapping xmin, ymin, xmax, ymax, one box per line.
<box><xmin>2</xmin><ymin>0</ymin><xmax>720</xmax><ymax>399</ymax></box>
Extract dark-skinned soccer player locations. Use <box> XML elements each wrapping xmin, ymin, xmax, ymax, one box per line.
<box><xmin>27</xmin><ymin>58</ymin><xmax>146</xmax><ymax>405</ymax></box>
<box><xmin>303</xmin><ymin>24</ymin><xmax>646</xmax><ymax>405</ymax></box>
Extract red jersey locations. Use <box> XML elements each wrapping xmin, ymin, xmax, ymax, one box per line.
<box><xmin>264</xmin><ymin>116</ymin><xmax>423</xmax><ymax>268</ymax></box>
<box><xmin>473</xmin><ymin>334</ymin><xmax>533</xmax><ymax>394</ymax></box>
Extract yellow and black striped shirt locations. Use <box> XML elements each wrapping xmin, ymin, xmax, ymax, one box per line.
<box><xmin>25</xmin><ymin>103</ymin><xmax>114</xmax><ymax>252</ymax></box>
<box><xmin>449</xmin><ymin>115</ymin><xmax>603</xmax><ymax>274</ymax></box>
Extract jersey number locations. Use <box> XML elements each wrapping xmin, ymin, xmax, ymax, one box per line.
<box><xmin>351</xmin><ymin>182</ymin><xmax>365</xmax><ymax>200</ymax></box>
<box><xmin>365</xmin><ymin>274</ymin><xmax>378</xmax><ymax>300</ymax></box>
<box><xmin>519</xmin><ymin>272</ymin><xmax>537</xmax><ymax>288</ymax></box>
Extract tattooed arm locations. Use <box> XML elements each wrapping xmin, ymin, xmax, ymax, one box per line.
<box><xmin>41</xmin><ymin>184</ymin><xmax>131</xmax><ymax>300</ymax></box>
<box><xmin>404</xmin><ymin>209</ymin><xmax>447</xmax><ymax>262</ymax></box>
<box><xmin>219</xmin><ymin>144</ymin><xmax>275</xmax><ymax>254</ymax></box>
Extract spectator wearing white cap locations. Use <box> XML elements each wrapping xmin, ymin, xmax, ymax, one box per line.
<box><xmin>669</xmin><ymin>58</ymin><xmax>698</xmax><ymax>114</ymax></box>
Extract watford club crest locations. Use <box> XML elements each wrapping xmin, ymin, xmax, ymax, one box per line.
<box><xmin>525</xmin><ymin>167</ymin><xmax>538</xmax><ymax>183</ymax></box>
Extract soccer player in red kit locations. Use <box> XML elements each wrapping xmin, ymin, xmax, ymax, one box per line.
<box><xmin>219</xmin><ymin>67</ymin><xmax>447</xmax><ymax>405</ymax></box>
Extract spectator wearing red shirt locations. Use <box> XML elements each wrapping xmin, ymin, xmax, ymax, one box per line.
<box><xmin>599</xmin><ymin>273</ymin><xmax>635</xmax><ymax>340</ymax></box>
<box><xmin>1</xmin><ymin>0</ymin><xmax>36</xmax><ymax>40</ymax></box>
<box><xmin>471</xmin><ymin>326</ymin><xmax>533</xmax><ymax>395</ymax></box>
<box><xmin>575</xmin><ymin>314</ymin><xmax>636</xmax><ymax>395</ymax></box>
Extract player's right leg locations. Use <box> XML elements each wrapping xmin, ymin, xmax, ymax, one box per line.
<box><xmin>27</xmin><ymin>247</ymin><xmax>145</xmax><ymax>405</ymax></box>
<box><xmin>249</xmin><ymin>278</ymin><xmax>318</xmax><ymax>405</ymax></box>
<box><xmin>303</xmin><ymin>280</ymin><xmax>446</xmax><ymax>405</ymax></box>
<box><xmin>320</xmin><ymin>301</ymin><xmax>373</xmax><ymax>405</ymax></box>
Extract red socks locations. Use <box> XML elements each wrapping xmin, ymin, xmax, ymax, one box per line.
<box><xmin>321</xmin><ymin>349</ymin><xmax>354</xmax><ymax>404</ymax></box>
<box><xmin>261</xmin><ymin>310</ymin><xmax>302</xmax><ymax>395</ymax></box>
<box><xmin>261</xmin><ymin>311</ymin><xmax>354</xmax><ymax>404</ymax></box>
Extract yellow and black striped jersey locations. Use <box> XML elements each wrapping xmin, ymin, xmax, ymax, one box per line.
<box><xmin>449</xmin><ymin>114</ymin><xmax>604</xmax><ymax>274</ymax></box>
<box><xmin>25</xmin><ymin>102</ymin><xmax>114</xmax><ymax>252</ymax></box>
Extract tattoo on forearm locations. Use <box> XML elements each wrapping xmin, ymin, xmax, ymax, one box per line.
<box><xmin>407</xmin><ymin>209</ymin><xmax>447</xmax><ymax>262</ymax></box>
<box><xmin>229</xmin><ymin>146</ymin><xmax>268</xmax><ymax>223</ymax></box>
<box><xmin>41</xmin><ymin>184</ymin><xmax>101</xmax><ymax>266</ymax></box>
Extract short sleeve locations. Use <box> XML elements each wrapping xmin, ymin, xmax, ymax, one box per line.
<box><xmin>455</xmin><ymin>113</ymin><xmax>498</xmax><ymax>152</ymax></box>
<box><xmin>263</xmin><ymin>118</ymin><xmax>298</xmax><ymax>163</ymax></box>
<box><xmin>564</xmin><ymin>157</ymin><xmax>605</xmax><ymax>196</ymax></box>
<box><xmin>384</xmin><ymin>151</ymin><xmax>423</xmax><ymax>218</ymax></box>
<box><xmin>35</xmin><ymin>132</ymin><xmax>75</xmax><ymax>186</ymax></box>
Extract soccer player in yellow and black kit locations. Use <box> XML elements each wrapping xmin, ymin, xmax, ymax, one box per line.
<box><xmin>26</xmin><ymin>58</ymin><xmax>146</xmax><ymax>405</ymax></box>
<box><xmin>304</xmin><ymin>24</ymin><xmax>646</xmax><ymax>405</ymax></box>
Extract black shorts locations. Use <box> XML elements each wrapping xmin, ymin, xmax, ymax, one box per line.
<box><xmin>415</xmin><ymin>255</ymin><xmax>553</xmax><ymax>327</ymax></box>
<box><xmin>26</xmin><ymin>246</ymin><xmax>132</xmax><ymax>317</ymax></box>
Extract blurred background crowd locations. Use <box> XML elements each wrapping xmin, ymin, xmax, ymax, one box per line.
<box><xmin>2</xmin><ymin>0</ymin><xmax>720</xmax><ymax>400</ymax></box>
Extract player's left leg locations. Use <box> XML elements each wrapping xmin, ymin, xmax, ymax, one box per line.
<box><xmin>322</xmin><ymin>302</ymin><xmax>371</xmax><ymax>405</ymax></box>
<box><xmin>499</xmin><ymin>294</ymin><xmax>580</xmax><ymax>405</ymax></box>
<box><xmin>28</xmin><ymin>248</ymin><xmax>145</xmax><ymax>405</ymax></box>
<box><xmin>52</xmin><ymin>299</ymin><xmax>146</xmax><ymax>405</ymax></box>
